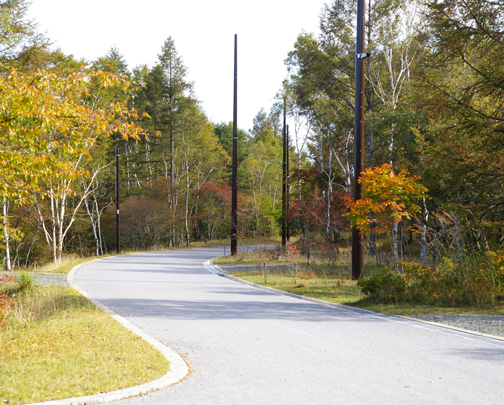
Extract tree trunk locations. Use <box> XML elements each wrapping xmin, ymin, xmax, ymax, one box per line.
<box><xmin>420</xmin><ymin>198</ymin><xmax>429</xmax><ymax>264</ymax></box>
<box><xmin>392</xmin><ymin>222</ymin><xmax>398</xmax><ymax>269</ymax></box>
<box><xmin>3</xmin><ymin>198</ymin><xmax>11</xmax><ymax>271</ymax></box>
<box><xmin>326</xmin><ymin>150</ymin><xmax>333</xmax><ymax>241</ymax></box>
<box><xmin>185</xmin><ymin>152</ymin><xmax>190</xmax><ymax>247</ymax></box>
<box><xmin>84</xmin><ymin>195</ymin><xmax>100</xmax><ymax>256</ymax></box>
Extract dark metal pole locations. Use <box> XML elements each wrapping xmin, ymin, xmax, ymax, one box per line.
<box><xmin>115</xmin><ymin>148</ymin><xmax>120</xmax><ymax>254</ymax></box>
<box><xmin>352</xmin><ymin>0</ymin><xmax>368</xmax><ymax>280</ymax></box>
<box><xmin>286</xmin><ymin>124</ymin><xmax>290</xmax><ymax>242</ymax></box>
<box><xmin>231</xmin><ymin>34</ymin><xmax>238</xmax><ymax>256</ymax></box>
<box><xmin>282</xmin><ymin>98</ymin><xmax>287</xmax><ymax>248</ymax></box>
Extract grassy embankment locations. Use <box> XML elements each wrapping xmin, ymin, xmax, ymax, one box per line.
<box><xmin>0</xmin><ymin>255</ymin><xmax>169</xmax><ymax>405</ymax></box>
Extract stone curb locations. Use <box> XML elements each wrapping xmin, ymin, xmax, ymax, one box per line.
<box><xmin>26</xmin><ymin>256</ymin><xmax>189</xmax><ymax>405</ymax></box>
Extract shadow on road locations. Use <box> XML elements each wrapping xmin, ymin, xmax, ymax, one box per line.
<box><xmin>98</xmin><ymin>294</ymin><xmax>384</xmax><ymax>323</ymax></box>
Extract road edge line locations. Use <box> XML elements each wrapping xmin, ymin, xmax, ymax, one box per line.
<box><xmin>205</xmin><ymin>259</ymin><xmax>504</xmax><ymax>346</ymax></box>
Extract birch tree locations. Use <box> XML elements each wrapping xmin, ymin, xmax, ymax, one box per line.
<box><xmin>0</xmin><ymin>68</ymin><xmax>144</xmax><ymax>262</ymax></box>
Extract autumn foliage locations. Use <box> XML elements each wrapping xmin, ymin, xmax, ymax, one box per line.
<box><xmin>345</xmin><ymin>164</ymin><xmax>427</xmax><ymax>233</ymax></box>
<box><xmin>0</xmin><ymin>68</ymin><xmax>144</xmax><ymax>202</ymax></box>
<box><xmin>286</xmin><ymin>167</ymin><xmax>348</xmax><ymax>235</ymax></box>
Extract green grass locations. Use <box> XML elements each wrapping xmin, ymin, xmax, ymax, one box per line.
<box><xmin>232</xmin><ymin>269</ymin><xmax>364</xmax><ymax>303</ymax></box>
<box><xmin>0</xmin><ymin>284</ymin><xmax>169</xmax><ymax>405</ymax></box>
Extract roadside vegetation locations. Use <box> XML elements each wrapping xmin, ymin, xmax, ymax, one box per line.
<box><xmin>0</xmin><ymin>264</ymin><xmax>169</xmax><ymax>405</ymax></box>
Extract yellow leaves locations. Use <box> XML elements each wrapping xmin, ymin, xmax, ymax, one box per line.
<box><xmin>0</xmin><ymin>67</ymin><xmax>146</xmax><ymax>200</ymax></box>
<box><xmin>346</xmin><ymin>163</ymin><xmax>428</xmax><ymax>233</ymax></box>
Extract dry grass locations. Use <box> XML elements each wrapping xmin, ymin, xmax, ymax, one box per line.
<box><xmin>21</xmin><ymin>254</ymin><xmax>98</xmax><ymax>274</ymax></box>
<box><xmin>214</xmin><ymin>248</ymin><xmax>281</xmax><ymax>266</ymax></box>
<box><xmin>233</xmin><ymin>269</ymin><xmax>365</xmax><ymax>304</ymax></box>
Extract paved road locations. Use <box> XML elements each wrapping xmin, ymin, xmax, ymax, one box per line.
<box><xmin>75</xmin><ymin>248</ymin><xmax>504</xmax><ymax>404</ymax></box>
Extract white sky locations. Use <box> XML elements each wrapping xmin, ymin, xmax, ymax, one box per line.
<box><xmin>27</xmin><ymin>0</ymin><xmax>327</xmax><ymax>132</ymax></box>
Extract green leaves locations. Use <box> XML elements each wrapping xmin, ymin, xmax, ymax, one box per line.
<box><xmin>417</xmin><ymin>0</ymin><xmax>504</xmax><ymax>226</ymax></box>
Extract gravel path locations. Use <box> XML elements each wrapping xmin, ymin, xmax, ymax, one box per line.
<box><xmin>1</xmin><ymin>272</ymin><xmax>69</xmax><ymax>286</ymax></box>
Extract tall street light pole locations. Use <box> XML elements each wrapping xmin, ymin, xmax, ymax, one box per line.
<box><xmin>282</xmin><ymin>98</ymin><xmax>287</xmax><ymax>248</ymax></box>
<box><xmin>352</xmin><ymin>0</ymin><xmax>369</xmax><ymax>280</ymax></box>
<box><xmin>286</xmin><ymin>124</ymin><xmax>290</xmax><ymax>242</ymax></box>
<box><xmin>231</xmin><ymin>34</ymin><xmax>238</xmax><ymax>256</ymax></box>
<box><xmin>115</xmin><ymin>147</ymin><xmax>120</xmax><ymax>254</ymax></box>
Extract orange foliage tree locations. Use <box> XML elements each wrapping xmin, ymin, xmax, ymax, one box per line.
<box><xmin>346</xmin><ymin>163</ymin><xmax>427</xmax><ymax>233</ymax></box>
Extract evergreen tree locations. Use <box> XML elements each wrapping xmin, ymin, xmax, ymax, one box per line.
<box><xmin>0</xmin><ymin>0</ymin><xmax>50</xmax><ymax>71</ymax></box>
<box><xmin>416</xmin><ymin>0</ymin><xmax>504</xmax><ymax>244</ymax></box>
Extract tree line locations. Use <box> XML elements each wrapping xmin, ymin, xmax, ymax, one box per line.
<box><xmin>1</xmin><ymin>0</ymin><xmax>502</xmax><ymax>271</ymax></box>
<box><xmin>282</xmin><ymin>0</ymin><xmax>504</xmax><ymax>268</ymax></box>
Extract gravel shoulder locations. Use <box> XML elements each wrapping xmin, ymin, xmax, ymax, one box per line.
<box><xmin>410</xmin><ymin>314</ymin><xmax>504</xmax><ymax>338</ymax></box>
<box><xmin>2</xmin><ymin>271</ymin><xmax>69</xmax><ymax>286</ymax></box>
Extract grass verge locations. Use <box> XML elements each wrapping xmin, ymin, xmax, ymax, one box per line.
<box><xmin>1</xmin><ymin>283</ymin><xmax>169</xmax><ymax>405</ymax></box>
<box><xmin>231</xmin><ymin>269</ymin><xmax>504</xmax><ymax>316</ymax></box>
<box><xmin>13</xmin><ymin>254</ymin><xmax>105</xmax><ymax>274</ymax></box>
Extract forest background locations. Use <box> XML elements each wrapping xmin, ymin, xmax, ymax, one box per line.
<box><xmin>1</xmin><ymin>0</ymin><xmax>503</xmax><ymax>282</ymax></box>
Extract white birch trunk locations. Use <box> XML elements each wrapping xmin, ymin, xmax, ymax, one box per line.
<box><xmin>3</xmin><ymin>198</ymin><xmax>11</xmax><ymax>270</ymax></box>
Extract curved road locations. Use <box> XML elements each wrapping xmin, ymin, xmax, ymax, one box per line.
<box><xmin>75</xmin><ymin>248</ymin><xmax>504</xmax><ymax>404</ymax></box>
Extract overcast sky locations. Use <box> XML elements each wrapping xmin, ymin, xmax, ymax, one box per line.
<box><xmin>28</xmin><ymin>0</ymin><xmax>327</xmax><ymax>132</ymax></box>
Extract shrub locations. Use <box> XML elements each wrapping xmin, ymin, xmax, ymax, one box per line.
<box><xmin>359</xmin><ymin>250</ymin><xmax>504</xmax><ymax>307</ymax></box>
<box><xmin>19</xmin><ymin>271</ymin><xmax>34</xmax><ymax>289</ymax></box>
<box><xmin>357</xmin><ymin>268</ymin><xmax>407</xmax><ymax>303</ymax></box>
<box><xmin>402</xmin><ymin>253</ymin><xmax>504</xmax><ymax>306</ymax></box>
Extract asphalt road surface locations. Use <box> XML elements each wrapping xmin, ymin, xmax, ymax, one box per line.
<box><xmin>75</xmin><ymin>248</ymin><xmax>504</xmax><ymax>404</ymax></box>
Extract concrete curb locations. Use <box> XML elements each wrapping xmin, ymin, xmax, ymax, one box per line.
<box><xmin>26</xmin><ymin>257</ymin><xmax>189</xmax><ymax>405</ymax></box>
<box><xmin>204</xmin><ymin>259</ymin><xmax>380</xmax><ymax>317</ymax></box>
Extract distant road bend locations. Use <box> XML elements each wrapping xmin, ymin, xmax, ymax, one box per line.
<box><xmin>75</xmin><ymin>248</ymin><xmax>504</xmax><ymax>404</ymax></box>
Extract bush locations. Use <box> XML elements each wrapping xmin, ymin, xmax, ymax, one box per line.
<box><xmin>19</xmin><ymin>271</ymin><xmax>34</xmax><ymax>289</ymax></box>
<box><xmin>357</xmin><ymin>268</ymin><xmax>407</xmax><ymax>303</ymax></box>
<box><xmin>402</xmin><ymin>253</ymin><xmax>504</xmax><ymax>306</ymax></box>
<box><xmin>358</xmin><ymin>250</ymin><xmax>504</xmax><ymax>307</ymax></box>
